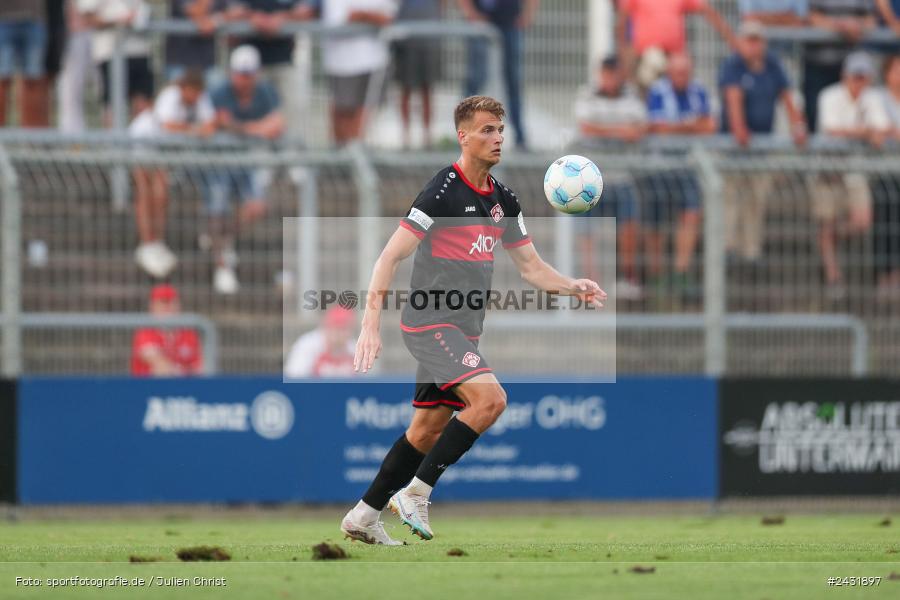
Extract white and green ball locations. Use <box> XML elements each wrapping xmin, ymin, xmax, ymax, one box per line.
<box><xmin>543</xmin><ymin>155</ymin><xmax>604</xmax><ymax>214</ymax></box>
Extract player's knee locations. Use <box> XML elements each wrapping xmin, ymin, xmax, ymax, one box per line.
<box><xmin>406</xmin><ymin>425</ymin><xmax>444</xmax><ymax>452</ymax></box>
<box><xmin>480</xmin><ymin>386</ymin><xmax>507</xmax><ymax>422</ymax></box>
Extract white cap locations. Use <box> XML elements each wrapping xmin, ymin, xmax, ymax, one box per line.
<box><xmin>230</xmin><ymin>45</ymin><xmax>261</xmax><ymax>73</ymax></box>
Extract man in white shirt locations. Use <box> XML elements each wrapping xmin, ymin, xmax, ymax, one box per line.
<box><xmin>284</xmin><ymin>306</ymin><xmax>357</xmax><ymax>378</ymax></box>
<box><xmin>814</xmin><ymin>51</ymin><xmax>889</xmax><ymax>298</ymax></box>
<box><xmin>321</xmin><ymin>0</ymin><xmax>399</xmax><ymax>144</ymax></box>
<box><xmin>130</xmin><ymin>70</ymin><xmax>216</xmax><ymax>279</ymax></box>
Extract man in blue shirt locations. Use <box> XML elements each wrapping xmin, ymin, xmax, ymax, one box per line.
<box><xmin>206</xmin><ymin>45</ymin><xmax>286</xmax><ymax>295</ymax></box>
<box><xmin>458</xmin><ymin>0</ymin><xmax>540</xmax><ymax>149</ymax></box>
<box><xmin>719</xmin><ymin>21</ymin><xmax>807</xmax><ymax>265</ymax></box>
<box><xmin>642</xmin><ymin>52</ymin><xmax>714</xmax><ymax>300</ymax></box>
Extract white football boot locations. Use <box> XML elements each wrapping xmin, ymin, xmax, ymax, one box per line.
<box><xmin>340</xmin><ymin>512</ymin><xmax>403</xmax><ymax>546</ymax></box>
<box><xmin>388</xmin><ymin>489</ymin><xmax>434</xmax><ymax>540</ymax></box>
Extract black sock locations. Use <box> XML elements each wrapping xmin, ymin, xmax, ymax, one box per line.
<box><xmin>361</xmin><ymin>434</ymin><xmax>425</xmax><ymax>510</ymax></box>
<box><xmin>414</xmin><ymin>418</ymin><xmax>480</xmax><ymax>487</ymax></box>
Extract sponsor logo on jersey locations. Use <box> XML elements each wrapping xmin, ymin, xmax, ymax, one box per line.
<box><xmin>408</xmin><ymin>208</ymin><xmax>434</xmax><ymax>230</ymax></box>
<box><xmin>491</xmin><ymin>204</ymin><xmax>504</xmax><ymax>223</ymax></box>
<box><xmin>469</xmin><ymin>234</ymin><xmax>496</xmax><ymax>255</ymax></box>
<box><xmin>462</xmin><ymin>352</ymin><xmax>481</xmax><ymax>368</ymax></box>
<box><xmin>465</xmin><ymin>206</ymin><xmax>476</xmax><ymax>213</ymax></box>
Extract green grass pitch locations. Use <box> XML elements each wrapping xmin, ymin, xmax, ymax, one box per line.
<box><xmin>1</xmin><ymin>513</ymin><xmax>898</xmax><ymax>599</ymax></box>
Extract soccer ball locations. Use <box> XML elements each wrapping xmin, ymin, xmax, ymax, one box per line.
<box><xmin>543</xmin><ymin>155</ymin><xmax>604</xmax><ymax>214</ymax></box>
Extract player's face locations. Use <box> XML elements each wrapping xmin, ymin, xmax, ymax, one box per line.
<box><xmin>459</xmin><ymin>111</ymin><xmax>505</xmax><ymax>166</ymax></box>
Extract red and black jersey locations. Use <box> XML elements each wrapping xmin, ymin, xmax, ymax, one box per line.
<box><xmin>399</xmin><ymin>163</ymin><xmax>531</xmax><ymax>338</ymax></box>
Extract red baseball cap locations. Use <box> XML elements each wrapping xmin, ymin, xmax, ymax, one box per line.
<box><xmin>323</xmin><ymin>306</ymin><xmax>354</xmax><ymax>329</ymax></box>
<box><xmin>150</xmin><ymin>284</ymin><xmax>178</xmax><ymax>302</ymax></box>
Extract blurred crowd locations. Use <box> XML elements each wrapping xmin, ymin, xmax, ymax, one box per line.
<box><xmin>578</xmin><ymin>0</ymin><xmax>900</xmax><ymax>303</ymax></box>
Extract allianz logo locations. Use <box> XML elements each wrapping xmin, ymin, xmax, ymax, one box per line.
<box><xmin>143</xmin><ymin>391</ymin><xmax>294</xmax><ymax>440</ymax></box>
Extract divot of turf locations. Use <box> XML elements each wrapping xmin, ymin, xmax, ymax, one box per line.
<box><xmin>879</xmin><ymin>517</ymin><xmax>892</xmax><ymax>527</ymax></box>
<box><xmin>447</xmin><ymin>548</ymin><xmax>466</xmax><ymax>557</ymax></box>
<box><xmin>311</xmin><ymin>542</ymin><xmax>348</xmax><ymax>560</ymax></box>
<box><xmin>630</xmin><ymin>566</ymin><xmax>656</xmax><ymax>574</ymax></box>
<box><xmin>888</xmin><ymin>572</ymin><xmax>900</xmax><ymax>580</ymax></box>
<box><xmin>128</xmin><ymin>555</ymin><xmax>163</xmax><ymax>563</ymax></box>
<box><xmin>761</xmin><ymin>516</ymin><xmax>785</xmax><ymax>526</ymax></box>
<box><xmin>176</xmin><ymin>545</ymin><xmax>231</xmax><ymax>561</ymax></box>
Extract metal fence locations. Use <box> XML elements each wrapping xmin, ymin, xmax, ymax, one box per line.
<box><xmin>2</xmin><ymin>132</ymin><xmax>899</xmax><ymax>377</ymax></box>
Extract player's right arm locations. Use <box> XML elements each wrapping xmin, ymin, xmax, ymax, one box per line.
<box><xmin>353</xmin><ymin>226</ymin><xmax>422</xmax><ymax>373</ymax></box>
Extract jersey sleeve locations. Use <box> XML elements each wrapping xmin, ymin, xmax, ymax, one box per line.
<box><xmin>400</xmin><ymin>173</ymin><xmax>445</xmax><ymax>240</ymax></box>
<box><xmin>500</xmin><ymin>187</ymin><xmax>531</xmax><ymax>249</ymax></box>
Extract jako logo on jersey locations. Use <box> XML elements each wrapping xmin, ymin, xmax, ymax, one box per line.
<box><xmin>491</xmin><ymin>204</ymin><xmax>504</xmax><ymax>223</ymax></box>
<box><xmin>462</xmin><ymin>352</ymin><xmax>481</xmax><ymax>368</ymax></box>
<box><xmin>465</xmin><ymin>206</ymin><xmax>476</xmax><ymax>213</ymax></box>
<box><xmin>469</xmin><ymin>234</ymin><xmax>496</xmax><ymax>255</ymax></box>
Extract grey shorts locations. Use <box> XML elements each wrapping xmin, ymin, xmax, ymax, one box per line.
<box><xmin>329</xmin><ymin>73</ymin><xmax>373</xmax><ymax>112</ymax></box>
<box><xmin>393</xmin><ymin>39</ymin><xmax>441</xmax><ymax>88</ymax></box>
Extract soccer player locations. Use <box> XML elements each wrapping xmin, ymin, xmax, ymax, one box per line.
<box><xmin>339</xmin><ymin>96</ymin><xmax>606</xmax><ymax>545</ymax></box>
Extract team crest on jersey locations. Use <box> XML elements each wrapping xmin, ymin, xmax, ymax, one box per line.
<box><xmin>462</xmin><ymin>352</ymin><xmax>481</xmax><ymax>368</ymax></box>
<box><xmin>490</xmin><ymin>204</ymin><xmax>504</xmax><ymax>223</ymax></box>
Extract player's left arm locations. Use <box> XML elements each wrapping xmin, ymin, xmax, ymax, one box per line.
<box><xmin>506</xmin><ymin>242</ymin><xmax>606</xmax><ymax>308</ymax></box>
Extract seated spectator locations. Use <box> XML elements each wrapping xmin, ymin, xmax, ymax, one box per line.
<box><xmin>131</xmin><ymin>284</ymin><xmax>204</xmax><ymax>377</ymax></box>
<box><xmin>284</xmin><ymin>306</ymin><xmax>357</xmax><ymax>378</ymax></box>
<box><xmin>0</xmin><ymin>1</ymin><xmax>48</xmax><ymax>126</ymax></box>
<box><xmin>616</xmin><ymin>0</ymin><xmax>736</xmax><ymax>90</ymax></box>
<box><xmin>165</xmin><ymin>0</ymin><xmax>228</xmax><ymax>84</ymax></box>
<box><xmin>322</xmin><ymin>0</ymin><xmax>399</xmax><ymax>145</ymax></box>
<box><xmin>804</xmin><ymin>0</ymin><xmax>877</xmax><ymax>132</ymax></box>
<box><xmin>739</xmin><ymin>0</ymin><xmax>808</xmax><ymax>25</ymax></box>
<box><xmin>459</xmin><ymin>0</ymin><xmax>540</xmax><ymax>150</ymax></box>
<box><xmin>720</xmin><ymin>21</ymin><xmax>807</xmax><ymax>265</ymax></box>
<box><xmin>77</xmin><ymin>0</ymin><xmax>155</xmax><ymax>122</ymax></box>
<box><xmin>393</xmin><ymin>0</ymin><xmax>443</xmax><ymax>149</ymax></box>
<box><xmin>815</xmin><ymin>51</ymin><xmax>889</xmax><ymax>298</ymax></box>
<box><xmin>229</xmin><ymin>0</ymin><xmax>315</xmax><ymax>137</ymax></box>
<box><xmin>639</xmin><ymin>53</ymin><xmax>714</xmax><ymax>302</ymax></box>
<box><xmin>574</xmin><ymin>55</ymin><xmax>646</xmax><ymax>300</ymax></box>
<box><xmin>208</xmin><ymin>45</ymin><xmax>285</xmax><ymax>294</ymax></box>
<box><xmin>872</xmin><ymin>54</ymin><xmax>900</xmax><ymax>296</ymax></box>
<box><xmin>130</xmin><ymin>69</ymin><xmax>216</xmax><ymax>279</ymax></box>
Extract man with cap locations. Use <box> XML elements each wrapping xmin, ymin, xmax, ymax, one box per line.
<box><xmin>284</xmin><ymin>306</ymin><xmax>357</xmax><ymax>378</ymax></box>
<box><xmin>207</xmin><ymin>45</ymin><xmax>286</xmax><ymax>295</ymax></box>
<box><xmin>814</xmin><ymin>50</ymin><xmax>889</xmax><ymax>299</ymax></box>
<box><xmin>719</xmin><ymin>20</ymin><xmax>806</xmax><ymax>269</ymax></box>
<box><xmin>131</xmin><ymin>284</ymin><xmax>204</xmax><ymax>376</ymax></box>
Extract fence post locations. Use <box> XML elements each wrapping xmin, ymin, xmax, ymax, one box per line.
<box><xmin>349</xmin><ymin>145</ymin><xmax>381</xmax><ymax>293</ymax></box>
<box><xmin>0</xmin><ymin>144</ymin><xmax>22</xmax><ymax>377</ymax></box>
<box><xmin>693</xmin><ymin>145</ymin><xmax>726</xmax><ymax>377</ymax></box>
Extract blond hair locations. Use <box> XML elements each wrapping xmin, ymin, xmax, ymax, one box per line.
<box><xmin>454</xmin><ymin>96</ymin><xmax>506</xmax><ymax>130</ymax></box>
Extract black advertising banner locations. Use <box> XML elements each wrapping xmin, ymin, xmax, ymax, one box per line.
<box><xmin>0</xmin><ymin>379</ymin><xmax>15</xmax><ymax>503</ymax></box>
<box><xmin>720</xmin><ymin>380</ymin><xmax>900</xmax><ymax>496</ymax></box>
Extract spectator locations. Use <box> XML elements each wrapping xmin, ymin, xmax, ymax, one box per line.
<box><xmin>131</xmin><ymin>284</ymin><xmax>204</xmax><ymax>377</ymax></box>
<box><xmin>322</xmin><ymin>0</ymin><xmax>399</xmax><ymax>144</ymax></box>
<box><xmin>872</xmin><ymin>54</ymin><xmax>900</xmax><ymax>296</ymax></box>
<box><xmin>642</xmin><ymin>52</ymin><xmax>715</xmax><ymax>300</ymax></box>
<box><xmin>58</xmin><ymin>0</ymin><xmax>93</xmax><ymax>132</ymax></box>
<box><xmin>0</xmin><ymin>1</ymin><xmax>48</xmax><ymax>126</ymax></box>
<box><xmin>77</xmin><ymin>0</ymin><xmax>155</xmax><ymax>121</ymax></box>
<box><xmin>165</xmin><ymin>0</ymin><xmax>228</xmax><ymax>84</ymax></box>
<box><xmin>284</xmin><ymin>306</ymin><xmax>357</xmax><ymax>378</ymax></box>
<box><xmin>459</xmin><ymin>0</ymin><xmax>540</xmax><ymax>150</ymax></box>
<box><xmin>238</xmin><ymin>0</ymin><xmax>316</xmax><ymax>137</ymax></box>
<box><xmin>739</xmin><ymin>0</ymin><xmax>809</xmax><ymax>25</ymax></box>
<box><xmin>208</xmin><ymin>45</ymin><xmax>285</xmax><ymax>294</ymax></box>
<box><xmin>130</xmin><ymin>69</ymin><xmax>216</xmax><ymax>279</ymax></box>
<box><xmin>719</xmin><ymin>21</ymin><xmax>807</xmax><ymax>265</ymax></box>
<box><xmin>35</xmin><ymin>0</ymin><xmax>67</xmax><ymax>126</ymax></box>
<box><xmin>393</xmin><ymin>0</ymin><xmax>444</xmax><ymax>149</ymax></box>
<box><xmin>616</xmin><ymin>0</ymin><xmax>737</xmax><ymax>90</ymax></box>
<box><xmin>815</xmin><ymin>51</ymin><xmax>888</xmax><ymax>297</ymax></box>
<box><xmin>804</xmin><ymin>0</ymin><xmax>877</xmax><ymax>132</ymax></box>
<box><xmin>574</xmin><ymin>55</ymin><xmax>646</xmax><ymax>300</ymax></box>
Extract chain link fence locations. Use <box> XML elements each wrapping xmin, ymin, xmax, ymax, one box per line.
<box><xmin>3</xmin><ymin>133</ymin><xmax>896</xmax><ymax>376</ymax></box>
